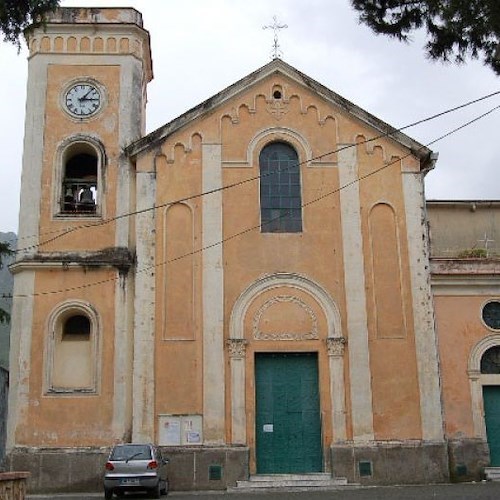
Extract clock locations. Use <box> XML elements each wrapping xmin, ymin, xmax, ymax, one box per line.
<box><xmin>64</xmin><ymin>83</ymin><xmax>102</xmax><ymax>117</ymax></box>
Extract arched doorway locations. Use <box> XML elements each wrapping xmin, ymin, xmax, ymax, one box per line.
<box><xmin>228</xmin><ymin>273</ymin><xmax>346</xmax><ymax>474</ymax></box>
<box><xmin>482</xmin><ymin>346</ymin><xmax>500</xmax><ymax>465</ymax></box>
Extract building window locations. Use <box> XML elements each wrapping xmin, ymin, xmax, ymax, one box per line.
<box><xmin>481</xmin><ymin>346</ymin><xmax>500</xmax><ymax>374</ymax></box>
<box><xmin>259</xmin><ymin>142</ymin><xmax>302</xmax><ymax>233</ymax></box>
<box><xmin>57</xmin><ymin>139</ymin><xmax>104</xmax><ymax>217</ymax></box>
<box><xmin>46</xmin><ymin>301</ymin><xmax>100</xmax><ymax>394</ymax></box>
<box><xmin>483</xmin><ymin>301</ymin><xmax>500</xmax><ymax>330</ymax></box>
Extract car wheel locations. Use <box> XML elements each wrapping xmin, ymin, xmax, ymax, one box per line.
<box><xmin>104</xmin><ymin>488</ymin><xmax>113</xmax><ymax>500</ymax></box>
<box><xmin>161</xmin><ymin>479</ymin><xmax>169</xmax><ymax>495</ymax></box>
<box><xmin>149</xmin><ymin>482</ymin><xmax>161</xmax><ymax>498</ymax></box>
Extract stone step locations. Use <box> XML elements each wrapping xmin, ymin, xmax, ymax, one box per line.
<box><xmin>231</xmin><ymin>473</ymin><xmax>351</xmax><ymax>490</ymax></box>
<box><xmin>484</xmin><ymin>467</ymin><xmax>500</xmax><ymax>481</ymax></box>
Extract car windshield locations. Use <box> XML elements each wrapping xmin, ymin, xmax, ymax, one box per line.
<box><xmin>110</xmin><ymin>445</ymin><xmax>152</xmax><ymax>461</ymax></box>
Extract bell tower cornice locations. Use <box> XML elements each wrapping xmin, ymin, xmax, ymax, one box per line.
<box><xmin>25</xmin><ymin>7</ymin><xmax>153</xmax><ymax>82</ymax></box>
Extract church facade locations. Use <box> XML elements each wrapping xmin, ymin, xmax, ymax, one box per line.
<box><xmin>5</xmin><ymin>7</ymin><xmax>500</xmax><ymax>492</ymax></box>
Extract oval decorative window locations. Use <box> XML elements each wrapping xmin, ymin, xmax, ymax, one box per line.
<box><xmin>482</xmin><ymin>301</ymin><xmax>500</xmax><ymax>330</ymax></box>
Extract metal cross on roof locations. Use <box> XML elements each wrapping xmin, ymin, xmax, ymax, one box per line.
<box><xmin>263</xmin><ymin>15</ymin><xmax>288</xmax><ymax>60</ymax></box>
<box><xmin>478</xmin><ymin>232</ymin><xmax>495</xmax><ymax>257</ymax></box>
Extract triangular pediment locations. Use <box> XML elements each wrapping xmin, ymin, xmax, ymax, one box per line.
<box><xmin>126</xmin><ymin>58</ymin><xmax>432</xmax><ymax>168</ymax></box>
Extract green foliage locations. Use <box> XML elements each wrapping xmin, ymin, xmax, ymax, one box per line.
<box><xmin>0</xmin><ymin>0</ymin><xmax>60</xmax><ymax>47</ymax></box>
<box><xmin>351</xmin><ymin>0</ymin><xmax>500</xmax><ymax>74</ymax></box>
<box><xmin>0</xmin><ymin>241</ymin><xmax>13</xmax><ymax>324</ymax></box>
<box><xmin>458</xmin><ymin>248</ymin><xmax>488</xmax><ymax>258</ymax></box>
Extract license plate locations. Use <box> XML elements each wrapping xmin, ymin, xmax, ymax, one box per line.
<box><xmin>120</xmin><ymin>478</ymin><xmax>139</xmax><ymax>485</ymax></box>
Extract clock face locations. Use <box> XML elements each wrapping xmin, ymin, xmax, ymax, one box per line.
<box><xmin>65</xmin><ymin>83</ymin><xmax>102</xmax><ymax>117</ymax></box>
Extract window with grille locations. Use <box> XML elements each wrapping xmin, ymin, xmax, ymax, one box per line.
<box><xmin>259</xmin><ymin>142</ymin><xmax>302</xmax><ymax>233</ymax></box>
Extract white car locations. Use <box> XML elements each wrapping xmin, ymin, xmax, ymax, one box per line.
<box><xmin>103</xmin><ymin>443</ymin><xmax>169</xmax><ymax>498</ymax></box>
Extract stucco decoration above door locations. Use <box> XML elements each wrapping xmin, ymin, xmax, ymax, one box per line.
<box><xmin>229</xmin><ymin>272</ymin><xmax>341</xmax><ymax>340</ymax></box>
<box><xmin>252</xmin><ymin>295</ymin><xmax>319</xmax><ymax>341</ymax></box>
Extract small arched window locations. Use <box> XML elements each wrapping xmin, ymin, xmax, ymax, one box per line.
<box><xmin>259</xmin><ymin>142</ymin><xmax>302</xmax><ymax>233</ymax></box>
<box><xmin>481</xmin><ymin>346</ymin><xmax>500</xmax><ymax>374</ymax></box>
<box><xmin>60</xmin><ymin>142</ymin><xmax>100</xmax><ymax>215</ymax></box>
<box><xmin>46</xmin><ymin>302</ymin><xmax>100</xmax><ymax>393</ymax></box>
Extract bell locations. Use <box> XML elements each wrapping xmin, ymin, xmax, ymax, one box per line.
<box><xmin>80</xmin><ymin>187</ymin><xmax>94</xmax><ymax>203</ymax></box>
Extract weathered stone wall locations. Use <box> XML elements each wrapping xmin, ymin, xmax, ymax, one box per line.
<box><xmin>447</xmin><ymin>438</ymin><xmax>489</xmax><ymax>482</ymax></box>
<box><xmin>331</xmin><ymin>441</ymin><xmax>449</xmax><ymax>485</ymax></box>
<box><xmin>427</xmin><ymin>201</ymin><xmax>500</xmax><ymax>258</ymax></box>
<box><xmin>7</xmin><ymin>446</ymin><xmax>248</xmax><ymax>493</ymax></box>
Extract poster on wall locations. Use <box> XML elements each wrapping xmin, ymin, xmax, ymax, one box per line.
<box><xmin>158</xmin><ymin>415</ymin><xmax>203</xmax><ymax>445</ymax></box>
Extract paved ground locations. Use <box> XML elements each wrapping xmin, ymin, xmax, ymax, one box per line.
<box><xmin>27</xmin><ymin>481</ymin><xmax>500</xmax><ymax>500</ymax></box>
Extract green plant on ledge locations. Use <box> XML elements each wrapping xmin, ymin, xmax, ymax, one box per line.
<box><xmin>457</xmin><ymin>248</ymin><xmax>488</xmax><ymax>258</ymax></box>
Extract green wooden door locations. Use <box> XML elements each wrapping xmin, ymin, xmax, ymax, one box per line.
<box><xmin>255</xmin><ymin>353</ymin><xmax>322</xmax><ymax>474</ymax></box>
<box><xmin>484</xmin><ymin>386</ymin><xmax>500</xmax><ymax>466</ymax></box>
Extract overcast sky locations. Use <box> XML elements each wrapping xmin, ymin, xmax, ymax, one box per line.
<box><xmin>0</xmin><ymin>0</ymin><xmax>499</xmax><ymax>234</ymax></box>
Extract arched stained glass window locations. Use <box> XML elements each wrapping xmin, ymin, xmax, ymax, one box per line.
<box><xmin>481</xmin><ymin>346</ymin><xmax>500</xmax><ymax>374</ymax></box>
<box><xmin>259</xmin><ymin>142</ymin><xmax>302</xmax><ymax>233</ymax></box>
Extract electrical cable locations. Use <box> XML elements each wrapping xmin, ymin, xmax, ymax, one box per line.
<box><xmin>10</xmin><ymin>89</ymin><xmax>500</xmax><ymax>254</ymax></box>
<box><xmin>3</xmin><ymin>102</ymin><xmax>499</xmax><ymax>300</ymax></box>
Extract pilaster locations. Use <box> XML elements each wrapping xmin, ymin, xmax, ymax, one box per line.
<box><xmin>132</xmin><ymin>169</ymin><xmax>156</xmax><ymax>442</ymax></box>
<box><xmin>202</xmin><ymin>144</ymin><xmax>225</xmax><ymax>444</ymax></box>
<box><xmin>227</xmin><ymin>339</ymin><xmax>247</xmax><ymax>444</ymax></box>
<box><xmin>338</xmin><ymin>144</ymin><xmax>374</xmax><ymax>442</ymax></box>
<box><xmin>402</xmin><ymin>171</ymin><xmax>444</xmax><ymax>441</ymax></box>
<box><xmin>6</xmin><ymin>271</ymin><xmax>35</xmax><ymax>450</ymax></box>
<box><xmin>327</xmin><ymin>337</ymin><xmax>347</xmax><ymax>442</ymax></box>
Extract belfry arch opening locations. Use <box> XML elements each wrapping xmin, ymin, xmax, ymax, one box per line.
<box><xmin>60</xmin><ymin>142</ymin><xmax>98</xmax><ymax>214</ymax></box>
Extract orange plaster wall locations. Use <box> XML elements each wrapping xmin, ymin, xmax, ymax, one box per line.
<box><xmin>20</xmin><ymin>268</ymin><xmax>118</xmax><ymax>446</ymax></box>
<box><xmin>357</xmin><ymin>140</ymin><xmax>422</xmax><ymax>439</ymax></box>
<box><xmin>153</xmin><ymin>138</ymin><xmax>203</xmax><ymax>417</ymax></box>
<box><xmin>148</xmin><ymin>74</ymin><xmax>350</xmax><ymax>441</ymax></box>
<box><xmin>149</xmin><ymin>72</ymin><xmax>426</xmax><ymax>445</ymax></box>
<box><xmin>435</xmin><ymin>295</ymin><xmax>494</xmax><ymax>438</ymax></box>
<box><xmin>39</xmin><ymin>65</ymin><xmax>121</xmax><ymax>252</ymax></box>
<box><xmin>219</xmin><ymin>79</ymin><xmax>348</xmax><ymax>448</ymax></box>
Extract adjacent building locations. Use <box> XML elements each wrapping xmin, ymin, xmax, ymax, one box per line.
<box><xmin>6</xmin><ymin>7</ymin><xmax>500</xmax><ymax>492</ymax></box>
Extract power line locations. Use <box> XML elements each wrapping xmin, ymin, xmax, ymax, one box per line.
<box><xmin>12</xmin><ymin>90</ymin><xmax>500</xmax><ymax>254</ymax></box>
<box><xmin>4</xmin><ymin>102</ymin><xmax>499</xmax><ymax>300</ymax></box>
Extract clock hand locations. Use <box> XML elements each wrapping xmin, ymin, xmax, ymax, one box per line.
<box><xmin>83</xmin><ymin>88</ymin><xmax>94</xmax><ymax>98</ymax></box>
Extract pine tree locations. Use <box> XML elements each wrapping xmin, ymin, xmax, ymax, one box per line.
<box><xmin>0</xmin><ymin>241</ymin><xmax>13</xmax><ymax>324</ymax></box>
<box><xmin>0</xmin><ymin>0</ymin><xmax>60</xmax><ymax>47</ymax></box>
<box><xmin>351</xmin><ymin>0</ymin><xmax>500</xmax><ymax>74</ymax></box>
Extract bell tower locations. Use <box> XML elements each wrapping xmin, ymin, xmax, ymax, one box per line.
<box><xmin>17</xmin><ymin>7</ymin><xmax>152</xmax><ymax>253</ymax></box>
<box><xmin>8</xmin><ymin>7</ymin><xmax>152</xmax><ymax>464</ymax></box>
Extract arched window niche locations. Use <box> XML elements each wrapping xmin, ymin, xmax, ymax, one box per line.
<box><xmin>54</xmin><ymin>137</ymin><xmax>105</xmax><ymax>218</ymax></box>
<box><xmin>45</xmin><ymin>300</ymin><xmax>100</xmax><ymax>394</ymax></box>
<box><xmin>259</xmin><ymin>141</ymin><xmax>302</xmax><ymax>233</ymax></box>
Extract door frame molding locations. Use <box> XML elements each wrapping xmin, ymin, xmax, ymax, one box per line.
<box><xmin>227</xmin><ymin>273</ymin><xmax>345</xmax><ymax>445</ymax></box>
<box><xmin>469</xmin><ymin>334</ymin><xmax>500</xmax><ymax>439</ymax></box>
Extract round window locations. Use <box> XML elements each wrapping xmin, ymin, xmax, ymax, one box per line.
<box><xmin>482</xmin><ymin>301</ymin><xmax>500</xmax><ymax>330</ymax></box>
